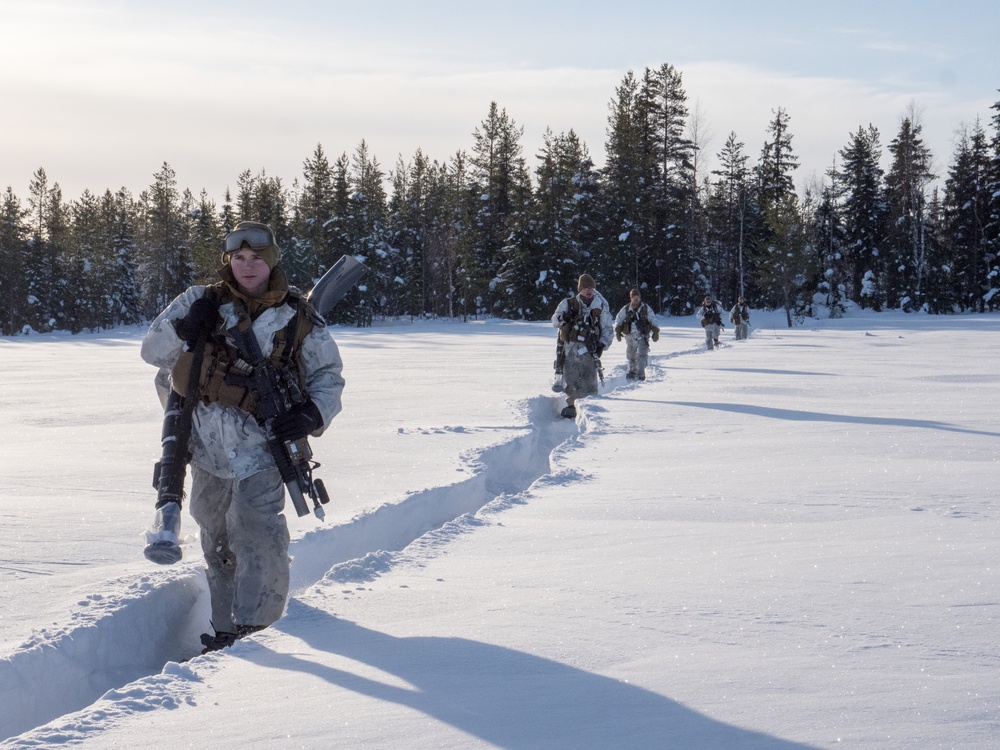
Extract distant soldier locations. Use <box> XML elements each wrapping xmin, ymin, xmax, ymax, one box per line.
<box><xmin>551</xmin><ymin>274</ymin><xmax>614</xmax><ymax>419</ymax></box>
<box><xmin>696</xmin><ymin>296</ymin><xmax>724</xmax><ymax>350</ymax></box>
<box><xmin>730</xmin><ymin>296</ymin><xmax>750</xmax><ymax>340</ymax></box>
<box><xmin>614</xmin><ymin>289</ymin><xmax>660</xmax><ymax>380</ymax></box>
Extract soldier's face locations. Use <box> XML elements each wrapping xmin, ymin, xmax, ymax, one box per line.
<box><xmin>579</xmin><ymin>288</ymin><xmax>595</xmax><ymax>303</ymax></box>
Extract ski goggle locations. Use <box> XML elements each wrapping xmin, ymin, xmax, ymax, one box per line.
<box><xmin>224</xmin><ymin>226</ymin><xmax>274</xmax><ymax>253</ymax></box>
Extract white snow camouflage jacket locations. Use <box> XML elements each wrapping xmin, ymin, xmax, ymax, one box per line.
<box><xmin>141</xmin><ymin>285</ymin><xmax>345</xmax><ymax>480</ymax></box>
<box><xmin>551</xmin><ymin>291</ymin><xmax>615</xmax><ymax>351</ymax></box>
<box><xmin>614</xmin><ymin>302</ymin><xmax>659</xmax><ymax>341</ymax></box>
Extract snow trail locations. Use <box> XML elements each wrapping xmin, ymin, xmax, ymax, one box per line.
<box><xmin>0</xmin><ymin>394</ymin><xmax>575</xmax><ymax>741</ymax></box>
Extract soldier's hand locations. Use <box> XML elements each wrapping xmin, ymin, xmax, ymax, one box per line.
<box><xmin>272</xmin><ymin>400</ymin><xmax>324</xmax><ymax>442</ymax></box>
<box><xmin>173</xmin><ymin>294</ymin><xmax>220</xmax><ymax>347</ymax></box>
<box><xmin>652</xmin><ymin>330</ymin><xmax>659</xmax><ymax>342</ymax></box>
<box><xmin>615</xmin><ymin>329</ymin><xmax>623</xmax><ymax>341</ymax></box>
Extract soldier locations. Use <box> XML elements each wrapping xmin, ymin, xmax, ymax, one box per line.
<box><xmin>614</xmin><ymin>289</ymin><xmax>660</xmax><ymax>380</ymax></box>
<box><xmin>696</xmin><ymin>295</ymin><xmax>725</xmax><ymax>350</ymax></box>
<box><xmin>730</xmin><ymin>295</ymin><xmax>751</xmax><ymax>340</ymax></box>
<box><xmin>141</xmin><ymin>221</ymin><xmax>345</xmax><ymax>652</ymax></box>
<box><xmin>551</xmin><ymin>274</ymin><xmax>614</xmax><ymax>418</ymax></box>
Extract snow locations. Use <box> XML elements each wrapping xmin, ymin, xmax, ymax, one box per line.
<box><xmin>1</xmin><ymin>310</ymin><xmax>999</xmax><ymax>749</ymax></box>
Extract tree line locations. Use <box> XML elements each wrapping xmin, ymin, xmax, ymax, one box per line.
<box><xmin>2</xmin><ymin>63</ymin><xmax>999</xmax><ymax>335</ymax></box>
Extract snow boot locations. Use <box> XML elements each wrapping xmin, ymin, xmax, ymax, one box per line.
<box><xmin>551</xmin><ymin>373</ymin><xmax>565</xmax><ymax>392</ymax></box>
<box><xmin>200</xmin><ymin>631</ymin><xmax>239</xmax><ymax>654</ymax></box>
<box><xmin>626</xmin><ymin>371</ymin><xmax>637</xmax><ymax>380</ymax></box>
<box><xmin>199</xmin><ymin>624</ymin><xmax>266</xmax><ymax>654</ymax></box>
<box><xmin>560</xmin><ymin>404</ymin><xmax>577</xmax><ymax>419</ymax></box>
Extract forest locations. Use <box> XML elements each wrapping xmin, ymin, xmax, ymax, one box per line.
<box><xmin>1</xmin><ymin>63</ymin><xmax>999</xmax><ymax>335</ymax></box>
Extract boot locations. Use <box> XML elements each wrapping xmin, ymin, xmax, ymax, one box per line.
<box><xmin>560</xmin><ymin>403</ymin><xmax>577</xmax><ymax>419</ymax></box>
<box><xmin>200</xmin><ymin>630</ymin><xmax>238</xmax><ymax>654</ymax></box>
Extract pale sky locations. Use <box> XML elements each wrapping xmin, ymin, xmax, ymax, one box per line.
<box><xmin>1</xmin><ymin>0</ymin><xmax>996</xmax><ymax>204</ymax></box>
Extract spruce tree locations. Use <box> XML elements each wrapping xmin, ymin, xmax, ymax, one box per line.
<box><xmin>752</xmin><ymin>109</ymin><xmax>803</xmax><ymax>312</ymax></box>
<box><xmin>469</xmin><ymin>102</ymin><xmax>530</xmax><ymax>316</ymax></box>
<box><xmin>982</xmin><ymin>95</ymin><xmax>1000</xmax><ymax>307</ymax></box>
<box><xmin>838</xmin><ymin>125</ymin><xmax>886</xmax><ymax>308</ymax></box>
<box><xmin>139</xmin><ymin>162</ymin><xmax>192</xmax><ymax>317</ymax></box>
<box><xmin>884</xmin><ymin>114</ymin><xmax>935</xmax><ymax>310</ymax></box>
<box><xmin>942</xmin><ymin>120</ymin><xmax>990</xmax><ymax>311</ymax></box>
<box><xmin>707</xmin><ymin>132</ymin><xmax>753</xmax><ymax>305</ymax></box>
<box><xmin>0</xmin><ymin>187</ymin><xmax>28</xmax><ymax>334</ymax></box>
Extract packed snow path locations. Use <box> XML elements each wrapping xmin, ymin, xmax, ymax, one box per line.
<box><xmin>0</xmin><ymin>393</ymin><xmax>577</xmax><ymax>741</ymax></box>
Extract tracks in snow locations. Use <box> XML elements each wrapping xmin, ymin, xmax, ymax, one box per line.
<box><xmin>0</xmin><ymin>394</ymin><xmax>577</xmax><ymax>743</ymax></box>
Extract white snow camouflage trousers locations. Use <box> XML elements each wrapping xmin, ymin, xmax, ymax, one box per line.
<box><xmin>703</xmin><ymin>323</ymin><xmax>722</xmax><ymax>350</ymax></box>
<box><xmin>624</xmin><ymin>332</ymin><xmax>650</xmax><ymax>378</ymax></box>
<box><xmin>189</xmin><ymin>465</ymin><xmax>290</xmax><ymax>632</ymax></box>
<box><xmin>562</xmin><ymin>344</ymin><xmax>600</xmax><ymax>404</ymax></box>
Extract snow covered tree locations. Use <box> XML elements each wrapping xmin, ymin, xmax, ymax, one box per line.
<box><xmin>752</xmin><ymin>110</ymin><xmax>804</xmax><ymax>310</ymax></box>
<box><xmin>0</xmin><ymin>187</ymin><xmax>28</xmax><ymax>334</ymax></box>
<box><xmin>188</xmin><ymin>190</ymin><xmax>224</xmax><ymax>284</ymax></box>
<box><xmin>942</xmin><ymin>120</ymin><xmax>991</xmax><ymax>311</ymax></box>
<box><xmin>138</xmin><ymin>162</ymin><xmax>191</xmax><ymax>318</ymax></box>
<box><xmin>598</xmin><ymin>70</ymin><xmax>651</xmax><ymax>304</ymax></box>
<box><xmin>292</xmin><ymin>143</ymin><xmax>336</xmax><ymax>282</ymax></box>
<box><xmin>755</xmin><ymin>108</ymin><xmax>799</xmax><ymax>211</ymax></box>
<box><xmin>706</xmin><ymin>132</ymin><xmax>754</xmax><ymax>305</ymax></box>
<box><xmin>884</xmin><ymin>113</ymin><xmax>935</xmax><ymax>310</ymax></box>
<box><xmin>838</xmin><ymin>125</ymin><xmax>887</xmax><ymax>308</ymax></box>
<box><xmin>469</xmin><ymin>102</ymin><xmax>531</xmax><ymax>316</ymax></box>
<box><xmin>492</xmin><ymin>129</ymin><xmax>598</xmax><ymax>318</ymax></box>
<box><xmin>23</xmin><ymin>169</ymin><xmax>70</xmax><ymax>331</ymax></box>
<box><xmin>102</xmin><ymin>188</ymin><xmax>143</xmax><ymax>326</ymax></box>
<box><xmin>809</xmin><ymin>165</ymin><xmax>850</xmax><ymax>317</ymax></box>
<box><xmin>756</xmin><ymin>195</ymin><xmax>815</xmax><ymax>327</ymax></box>
<box><xmin>982</xmin><ymin>95</ymin><xmax>1000</xmax><ymax>307</ymax></box>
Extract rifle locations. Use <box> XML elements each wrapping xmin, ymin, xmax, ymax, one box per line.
<box><xmin>226</xmin><ymin>318</ymin><xmax>327</xmax><ymax>519</ymax></box>
<box><xmin>143</xmin><ymin>256</ymin><xmax>366</xmax><ymax>565</ymax></box>
<box><xmin>585</xmin><ymin>325</ymin><xmax>605</xmax><ymax>384</ymax></box>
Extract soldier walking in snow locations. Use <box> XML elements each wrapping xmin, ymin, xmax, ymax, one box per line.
<box><xmin>730</xmin><ymin>295</ymin><xmax>750</xmax><ymax>340</ymax></box>
<box><xmin>141</xmin><ymin>221</ymin><xmax>345</xmax><ymax>653</ymax></box>
<box><xmin>551</xmin><ymin>274</ymin><xmax>614</xmax><ymax>419</ymax></box>
<box><xmin>614</xmin><ymin>288</ymin><xmax>660</xmax><ymax>381</ymax></box>
<box><xmin>696</xmin><ymin>295</ymin><xmax>725</xmax><ymax>350</ymax></box>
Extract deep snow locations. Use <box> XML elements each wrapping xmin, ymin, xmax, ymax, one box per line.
<box><xmin>0</xmin><ymin>310</ymin><xmax>997</xmax><ymax>748</ymax></box>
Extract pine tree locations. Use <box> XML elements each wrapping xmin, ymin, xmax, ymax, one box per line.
<box><xmin>0</xmin><ymin>187</ymin><xmax>28</xmax><ymax>334</ymax></box>
<box><xmin>599</xmin><ymin>70</ymin><xmax>655</xmax><ymax>308</ymax></box>
<box><xmin>104</xmin><ymin>188</ymin><xmax>143</xmax><ymax>325</ymax></box>
<box><xmin>293</xmin><ymin>143</ymin><xmax>336</xmax><ymax>283</ymax></box>
<box><xmin>884</xmin><ymin>114</ymin><xmax>935</xmax><ymax>310</ymax></box>
<box><xmin>752</xmin><ymin>110</ymin><xmax>803</xmax><ymax>311</ymax></box>
<box><xmin>189</xmin><ymin>190</ymin><xmax>224</xmax><ymax>284</ymax></box>
<box><xmin>756</xmin><ymin>195</ymin><xmax>815</xmax><ymax>327</ymax></box>
<box><xmin>648</xmin><ymin>64</ymin><xmax>698</xmax><ymax>314</ymax></box>
<box><xmin>756</xmin><ymin>108</ymin><xmax>799</xmax><ymax>210</ymax></box>
<box><xmin>139</xmin><ymin>162</ymin><xmax>191</xmax><ymax>317</ymax></box>
<box><xmin>24</xmin><ymin>169</ymin><xmax>69</xmax><ymax>331</ymax></box>
<box><xmin>981</xmin><ymin>95</ymin><xmax>1000</xmax><ymax>308</ymax></box>
<box><xmin>838</xmin><ymin>125</ymin><xmax>886</xmax><ymax>308</ymax></box>
<box><xmin>942</xmin><ymin>120</ymin><xmax>990</xmax><ymax>311</ymax></box>
<box><xmin>810</xmin><ymin>165</ymin><xmax>849</xmax><ymax>317</ymax></box>
<box><xmin>469</xmin><ymin>102</ymin><xmax>530</xmax><ymax>315</ymax></box>
<box><xmin>707</xmin><ymin>132</ymin><xmax>753</xmax><ymax>305</ymax></box>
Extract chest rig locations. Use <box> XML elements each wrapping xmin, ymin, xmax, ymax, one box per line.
<box><xmin>170</xmin><ymin>283</ymin><xmax>320</xmax><ymax>418</ymax></box>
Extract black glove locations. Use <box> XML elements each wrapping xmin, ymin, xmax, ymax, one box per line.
<box><xmin>271</xmin><ymin>400</ymin><xmax>323</xmax><ymax>442</ymax></box>
<box><xmin>173</xmin><ymin>295</ymin><xmax>220</xmax><ymax>347</ymax></box>
<box><xmin>651</xmin><ymin>330</ymin><xmax>659</xmax><ymax>342</ymax></box>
